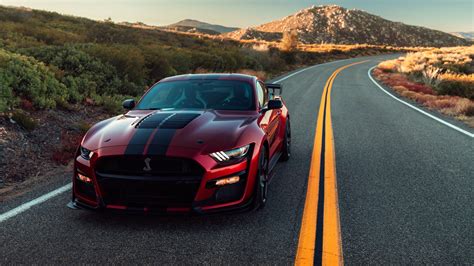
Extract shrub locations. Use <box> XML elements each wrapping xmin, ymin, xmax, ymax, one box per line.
<box><xmin>11</xmin><ymin>110</ymin><xmax>37</xmax><ymax>131</ymax></box>
<box><xmin>0</xmin><ymin>78</ymin><xmax>16</xmax><ymax>112</ymax></box>
<box><xmin>454</xmin><ymin>99</ymin><xmax>474</xmax><ymax>116</ymax></box>
<box><xmin>281</xmin><ymin>30</ymin><xmax>298</xmax><ymax>52</ymax></box>
<box><xmin>0</xmin><ymin>49</ymin><xmax>67</xmax><ymax>109</ymax></box>
<box><xmin>437</xmin><ymin>80</ymin><xmax>474</xmax><ymax>100</ymax></box>
<box><xmin>20</xmin><ymin>45</ymin><xmax>129</xmax><ymax>97</ymax></box>
<box><xmin>378</xmin><ymin>60</ymin><xmax>398</xmax><ymax>72</ymax></box>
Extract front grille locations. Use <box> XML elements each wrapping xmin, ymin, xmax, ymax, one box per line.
<box><xmin>96</xmin><ymin>156</ymin><xmax>204</xmax><ymax>177</ymax></box>
<box><xmin>96</xmin><ymin>175</ymin><xmax>200</xmax><ymax>207</ymax></box>
<box><xmin>95</xmin><ymin>156</ymin><xmax>204</xmax><ymax>207</ymax></box>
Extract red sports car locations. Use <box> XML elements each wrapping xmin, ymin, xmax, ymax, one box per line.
<box><xmin>70</xmin><ymin>74</ymin><xmax>291</xmax><ymax>214</ymax></box>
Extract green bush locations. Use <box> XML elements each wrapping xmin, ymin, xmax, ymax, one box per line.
<box><xmin>12</xmin><ymin>110</ymin><xmax>37</xmax><ymax>131</ymax></box>
<box><xmin>436</xmin><ymin>80</ymin><xmax>474</xmax><ymax>100</ymax></box>
<box><xmin>91</xmin><ymin>94</ymin><xmax>137</xmax><ymax>114</ymax></box>
<box><xmin>0</xmin><ymin>49</ymin><xmax>67</xmax><ymax>109</ymax></box>
<box><xmin>0</xmin><ymin>73</ymin><xmax>17</xmax><ymax>112</ymax></box>
<box><xmin>20</xmin><ymin>45</ymin><xmax>127</xmax><ymax>97</ymax></box>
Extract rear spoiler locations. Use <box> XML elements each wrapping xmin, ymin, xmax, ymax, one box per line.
<box><xmin>265</xmin><ymin>83</ymin><xmax>283</xmax><ymax>97</ymax></box>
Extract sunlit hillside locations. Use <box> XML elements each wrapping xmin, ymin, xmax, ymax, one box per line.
<box><xmin>0</xmin><ymin>5</ymin><xmax>402</xmax><ymax>113</ymax></box>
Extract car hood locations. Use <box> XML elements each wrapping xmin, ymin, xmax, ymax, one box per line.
<box><xmin>82</xmin><ymin>109</ymin><xmax>258</xmax><ymax>155</ymax></box>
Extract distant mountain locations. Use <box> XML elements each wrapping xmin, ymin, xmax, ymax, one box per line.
<box><xmin>450</xmin><ymin>31</ymin><xmax>474</xmax><ymax>40</ymax></box>
<box><xmin>162</xmin><ymin>25</ymin><xmax>221</xmax><ymax>35</ymax></box>
<box><xmin>167</xmin><ymin>19</ymin><xmax>238</xmax><ymax>34</ymax></box>
<box><xmin>225</xmin><ymin>5</ymin><xmax>468</xmax><ymax>47</ymax></box>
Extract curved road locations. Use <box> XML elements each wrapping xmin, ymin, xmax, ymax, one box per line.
<box><xmin>1</xmin><ymin>55</ymin><xmax>473</xmax><ymax>264</ymax></box>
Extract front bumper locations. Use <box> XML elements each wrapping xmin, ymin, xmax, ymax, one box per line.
<box><xmin>71</xmin><ymin>148</ymin><xmax>259</xmax><ymax>214</ymax></box>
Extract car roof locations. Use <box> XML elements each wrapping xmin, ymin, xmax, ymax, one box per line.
<box><xmin>160</xmin><ymin>73</ymin><xmax>256</xmax><ymax>83</ymax></box>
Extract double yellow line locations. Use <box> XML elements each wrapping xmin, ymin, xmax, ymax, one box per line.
<box><xmin>295</xmin><ymin>61</ymin><xmax>369</xmax><ymax>266</ymax></box>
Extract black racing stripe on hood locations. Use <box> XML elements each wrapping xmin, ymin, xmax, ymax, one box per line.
<box><xmin>126</xmin><ymin>112</ymin><xmax>200</xmax><ymax>156</ymax></box>
<box><xmin>124</xmin><ymin>128</ymin><xmax>154</xmax><ymax>155</ymax></box>
<box><xmin>146</xmin><ymin>129</ymin><xmax>176</xmax><ymax>156</ymax></box>
<box><xmin>146</xmin><ymin>113</ymin><xmax>200</xmax><ymax>155</ymax></box>
<box><xmin>125</xmin><ymin>113</ymin><xmax>172</xmax><ymax>155</ymax></box>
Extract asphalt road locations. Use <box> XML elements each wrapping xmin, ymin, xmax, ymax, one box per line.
<box><xmin>1</xmin><ymin>54</ymin><xmax>473</xmax><ymax>264</ymax></box>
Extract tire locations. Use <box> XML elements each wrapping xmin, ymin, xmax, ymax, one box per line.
<box><xmin>280</xmin><ymin>119</ymin><xmax>291</xmax><ymax>162</ymax></box>
<box><xmin>253</xmin><ymin>147</ymin><xmax>269</xmax><ymax>210</ymax></box>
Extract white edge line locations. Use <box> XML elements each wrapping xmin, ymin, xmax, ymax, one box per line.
<box><xmin>0</xmin><ymin>58</ymin><xmax>366</xmax><ymax>223</ymax></box>
<box><xmin>368</xmin><ymin>66</ymin><xmax>474</xmax><ymax>138</ymax></box>
<box><xmin>0</xmin><ymin>183</ymin><xmax>72</xmax><ymax>223</ymax></box>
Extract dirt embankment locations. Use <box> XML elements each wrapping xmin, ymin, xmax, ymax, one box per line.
<box><xmin>0</xmin><ymin>106</ymin><xmax>110</xmax><ymax>201</ymax></box>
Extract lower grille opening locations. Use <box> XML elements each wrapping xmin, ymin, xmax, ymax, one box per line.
<box><xmin>97</xmin><ymin>177</ymin><xmax>200</xmax><ymax>207</ymax></box>
<box><xmin>95</xmin><ymin>156</ymin><xmax>204</xmax><ymax>208</ymax></box>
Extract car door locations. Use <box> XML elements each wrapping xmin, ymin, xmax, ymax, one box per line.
<box><xmin>257</xmin><ymin>81</ymin><xmax>281</xmax><ymax>158</ymax></box>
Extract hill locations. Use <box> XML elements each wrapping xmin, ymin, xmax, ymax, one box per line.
<box><xmin>167</xmin><ymin>19</ymin><xmax>238</xmax><ymax>34</ymax></box>
<box><xmin>225</xmin><ymin>5</ymin><xmax>468</xmax><ymax>47</ymax></box>
<box><xmin>119</xmin><ymin>21</ymin><xmax>222</xmax><ymax>35</ymax></box>
<box><xmin>0</xmin><ymin>5</ymin><xmax>399</xmax><ymax>114</ymax></box>
<box><xmin>450</xmin><ymin>31</ymin><xmax>474</xmax><ymax>40</ymax></box>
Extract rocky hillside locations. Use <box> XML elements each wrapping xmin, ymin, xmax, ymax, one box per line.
<box><xmin>225</xmin><ymin>5</ymin><xmax>468</xmax><ymax>47</ymax></box>
<box><xmin>450</xmin><ymin>31</ymin><xmax>474</xmax><ymax>40</ymax></box>
<box><xmin>167</xmin><ymin>19</ymin><xmax>238</xmax><ymax>34</ymax></box>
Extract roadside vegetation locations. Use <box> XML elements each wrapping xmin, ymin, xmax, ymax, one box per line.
<box><xmin>374</xmin><ymin>46</ymin><xmax>474</xmax><ymax>127</ymax></box>
<box><xmin>0</xmin><ymin>6</ymin><xmax>403</xmax><ymax>115</ymax></box>
<box><xmin>0</xmin><ymin>5</ymin><xmax>404</xmax><ymax>194</ymax></box>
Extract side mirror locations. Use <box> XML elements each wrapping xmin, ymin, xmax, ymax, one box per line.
<box><xmin>267</xmin><ymin>99</ymin><xmax>283</xmax><ymax>110</ymax></box>
<box><xmin>122</xmin><ymin>99</ymin><xmax>135</xmax><ymax>110</ymax></box>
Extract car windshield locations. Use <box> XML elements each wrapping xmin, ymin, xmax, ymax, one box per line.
<box><xmin>136</xmin><ymin>80</ymin><xmax>255</xmax><ymax>111</ymax></box>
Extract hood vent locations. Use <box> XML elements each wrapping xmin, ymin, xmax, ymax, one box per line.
<box><xmin>137</xmin><ymin>113</ymin><xmax>199</xmax><ymax>129</ymax></box>
<box><xmin>160</xmin><ymin>113</ymin><xmax>200</xmax><ymax>129</ymax></box>
<box><xmin>138</xmin><ymin>113</ymin><xmax>173</xmax><ymax>129</ymax></box>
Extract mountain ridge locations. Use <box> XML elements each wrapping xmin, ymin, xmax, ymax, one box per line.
<box><xmin>225</xmin><ymin>5</ymin><xmax>468</xmax><ymax>47</ymax></box>
<box><xmin>450</xmin><ymin>31</ymin><xmax>474</xmax><ymax>40</ymax></box>
<box><xmin>167</xmin><ymin>19</ymin><xmax>238</xmax><ymax>34</ymax></box>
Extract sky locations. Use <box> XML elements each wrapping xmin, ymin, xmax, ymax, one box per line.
<box><xmin>0</xmin><ymin>0</ymin><xmax>473</xmax><ymax>32</ymax></box>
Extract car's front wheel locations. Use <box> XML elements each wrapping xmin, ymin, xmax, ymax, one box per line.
<box><xmin>253</xmin><ymin>147</ymin><xmax>268</xmax><ymax>210</ymax></box>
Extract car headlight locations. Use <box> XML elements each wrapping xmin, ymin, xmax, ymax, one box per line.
<box><xmin>80</xmin><ymin>146</ymin><xmax>94</xmax><ymax>160</ymax></box>
<box><xmin>210</xmin><ymin>144</ymin><xmax>250</xmax><ymax>162</ymax></box>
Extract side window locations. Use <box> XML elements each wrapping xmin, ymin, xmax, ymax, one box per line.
<box><xmin>256</xmin><ymin>82</ymin><xmax>265</xmax><ymax>108</ymax></box>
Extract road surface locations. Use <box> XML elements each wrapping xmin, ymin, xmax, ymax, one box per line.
<box><xmin>1</xmin><ymin>54</ymin><xmax>473</xmax><ymax>264</ymax></box>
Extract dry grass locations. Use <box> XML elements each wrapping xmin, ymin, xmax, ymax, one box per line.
<box><xmin>378</xmin><ymin>46</ymin><xmax>474</xmax><ymax>99</ymax></box>
<box><xmin>375</xmin><ymin>46</ymin><xmax>474</xmax><ymax>127</ymax></box>
<box><xmin>373</xmin><ymin>69</ymin><xmax>474</xmax><ymax>127</ymax></box>
<box><xmin>378</xmin><ymin>59</ymin><xmax>400</xmax><ymax>72</ymax></box>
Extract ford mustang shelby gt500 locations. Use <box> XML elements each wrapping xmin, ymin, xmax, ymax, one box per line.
<box><xmin>70</xmin><ymin>74</ymin><xmax>291</xmax><ymax>214</ymax></box>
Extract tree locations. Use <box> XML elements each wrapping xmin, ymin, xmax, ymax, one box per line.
<box><xmin>281</xmin><ymin>30</ymin><xmax>298</xmax><ymax>52</ymax></box>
